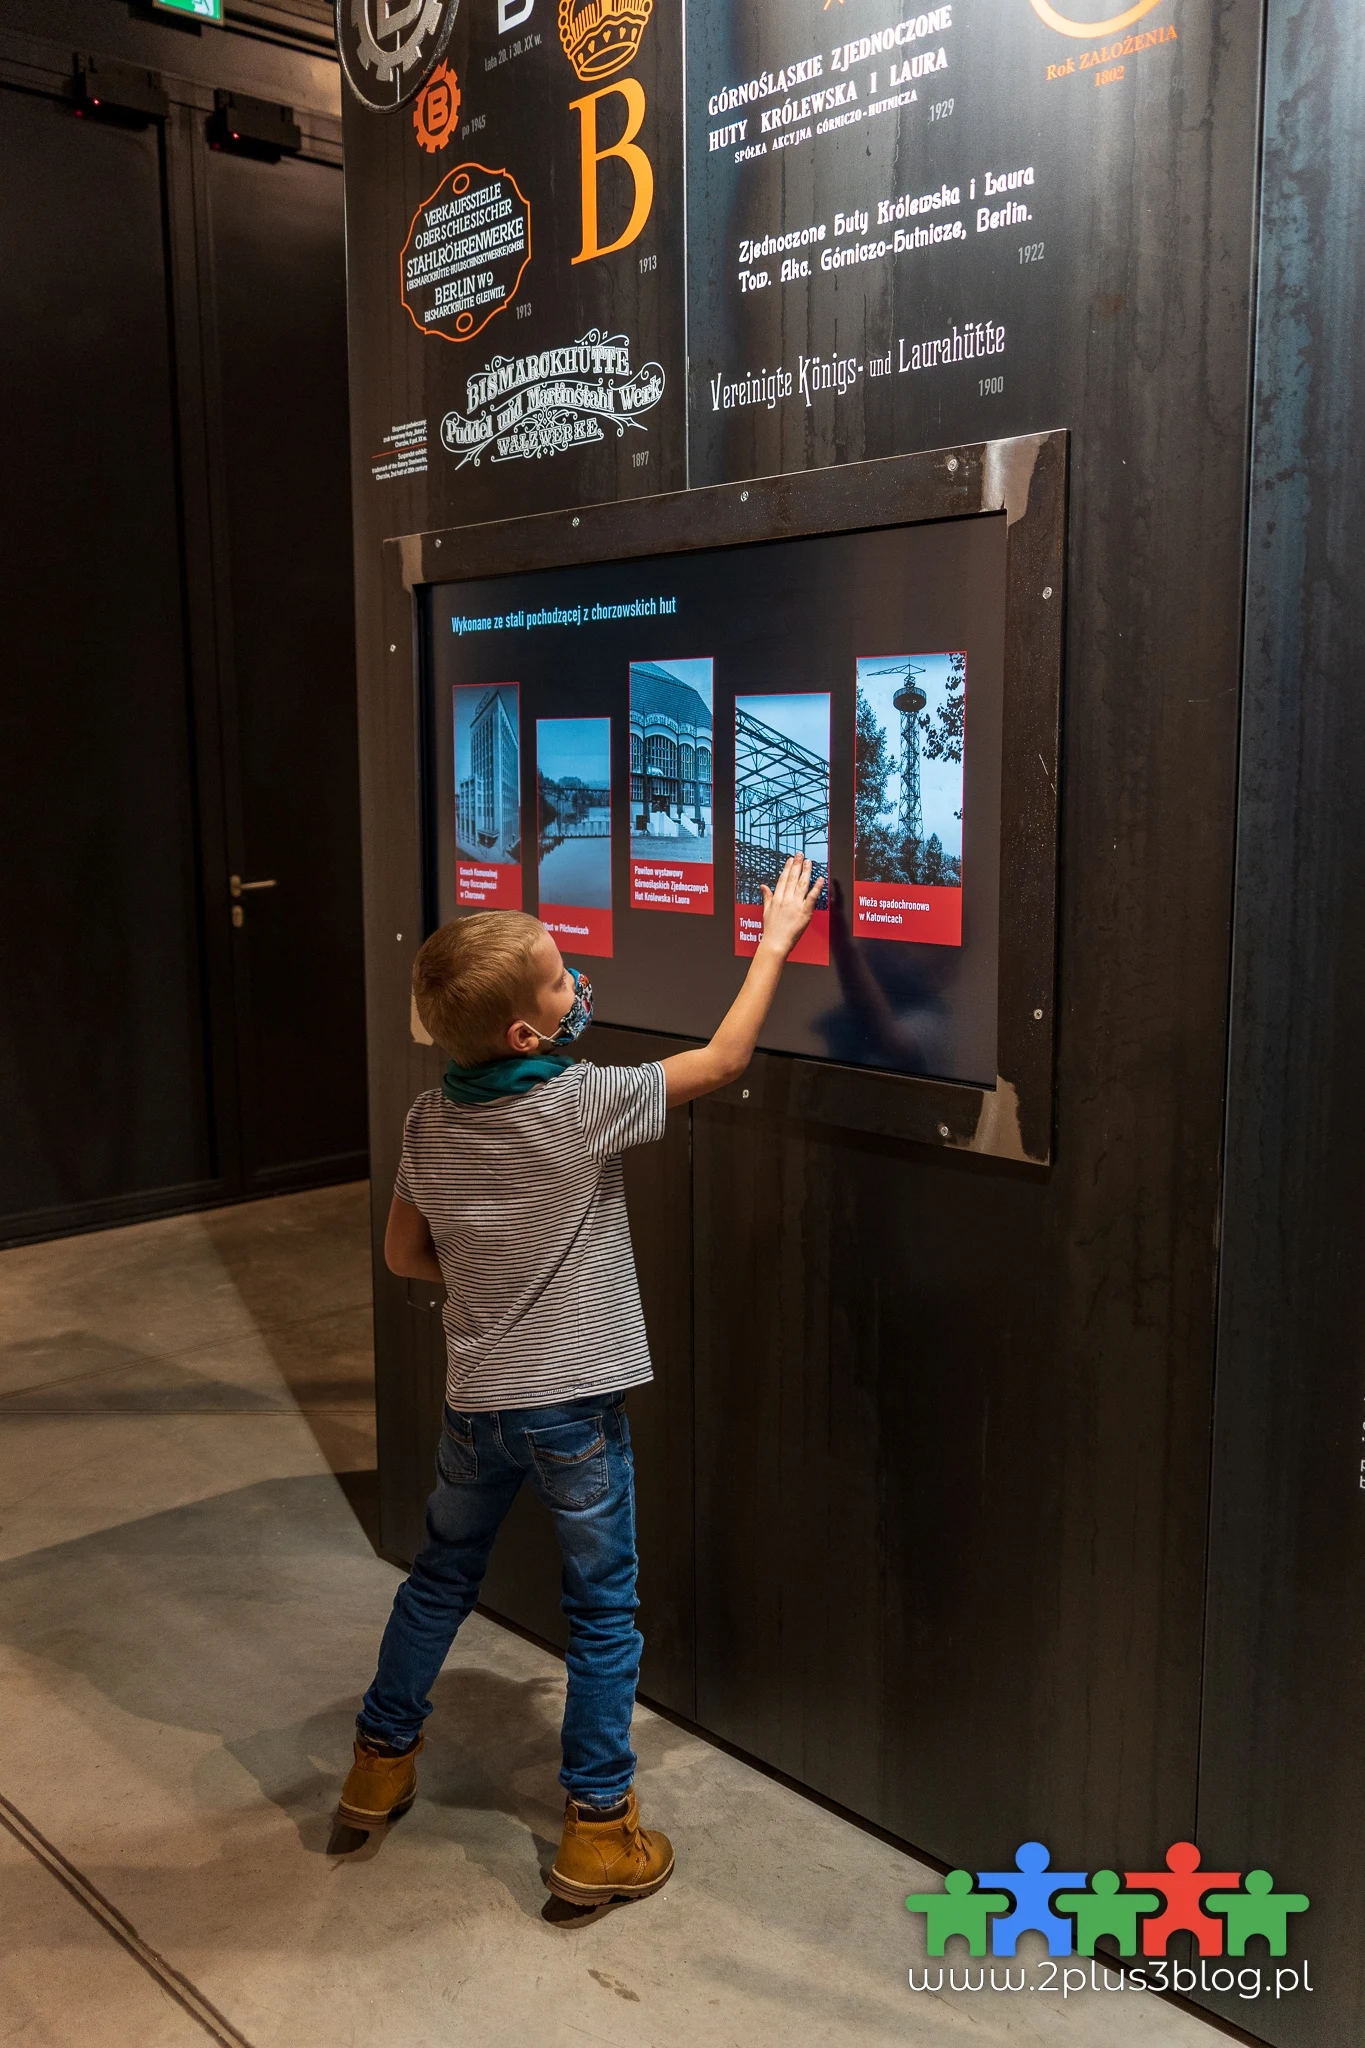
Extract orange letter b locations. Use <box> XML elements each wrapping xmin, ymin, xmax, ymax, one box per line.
<box><xmin>570</xmin><ymin>79</ymin><xmax>654</xmax><ymax>265</ymax></box>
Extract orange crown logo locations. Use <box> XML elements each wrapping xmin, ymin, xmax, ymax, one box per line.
<box><xmin>557</xmin><ymin>0</ymin><xmax>653</xmax><ymax>82</ymax></box>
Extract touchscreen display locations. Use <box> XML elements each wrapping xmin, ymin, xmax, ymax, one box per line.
<box><xmin>426</xmin><ymin>514</ymin><xmax>1005</xmax><ymax>1084</ymax></box>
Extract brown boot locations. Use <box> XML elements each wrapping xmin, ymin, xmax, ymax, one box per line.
<box><xmin>336</xmin><ymin>1733</ymin><xmax>423</xmax><ymax>1829</ymax></box>
<box><xmin>547</xmin><ymin>1789</ymin><xmax>674</xmax><ymax>1905</ymax></box>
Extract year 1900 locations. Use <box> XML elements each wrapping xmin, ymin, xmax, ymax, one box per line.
<box><xmin>979</xmin><ymin>376</ymin><xmax>1004</xmax><ymax>397</ymax></box>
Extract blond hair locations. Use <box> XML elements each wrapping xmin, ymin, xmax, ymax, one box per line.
<box><xmin>412</xmin><ymin>912</ymin><xmax>546</xmax><ymax>1064</ymax></box>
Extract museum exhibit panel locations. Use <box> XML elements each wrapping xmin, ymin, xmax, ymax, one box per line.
<box><xmin>420</xmin><ymin>500</ymin><xmax>1021</xmax><ymax>1083</ymax></box>
<box><xmin>335</xmin><ymin>0</ymin><xmax>1365</xmax><ymax>2040</ymax></box>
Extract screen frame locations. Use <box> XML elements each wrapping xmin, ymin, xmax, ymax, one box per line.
<box><xmin>387</xmin><ymin>431</ymin><xmax>1066</xmax><ymax>1165</ymax></box>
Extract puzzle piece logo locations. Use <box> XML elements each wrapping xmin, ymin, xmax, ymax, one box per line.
<box><xmin>904</xmin><ymin>1842</ymin><xmax>1310</xmax><ymax>1960</ymax></box>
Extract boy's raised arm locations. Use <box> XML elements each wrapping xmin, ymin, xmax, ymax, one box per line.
<box><xmin>660</xmin><ymin>855</ymin><xmax>822</xmax><ymax>1107</ymax></box>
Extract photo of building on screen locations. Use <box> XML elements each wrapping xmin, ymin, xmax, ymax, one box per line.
<box><xmin>853</xmin><ymin>653</ymin><xmax>964</xmax><ymax>946</ymax></box>
<box><xmin>536</xmin><ymin>716</ymin><xmax>613</xmax><ymax>958</ymax></box>
<box><xmin>454</xmin><ymin>683</ymin><xmax>522</xmax><ymax>910</ymax></box>
<box><xmin>733</xmin><ymin>693</ymin><xmax>830</xmax><ymax>966</ymax></box>
<box><xmin>629</xmin><ymin>659</ymin><xmax>714</xmax><ymax>914</ymax></box>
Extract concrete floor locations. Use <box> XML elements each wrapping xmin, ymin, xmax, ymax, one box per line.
<box><xmin>0</xmin><ymin>1185</ymin><xmax>1228</xmax><ymax>2047</ymax></box>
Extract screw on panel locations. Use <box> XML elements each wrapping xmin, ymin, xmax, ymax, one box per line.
<box><xmin>740</xmin><ymin>490</ymin><xmax>749</xmax><ymax>501</ymax></box>
<box><xmin>937</xmin><ymin>1123</ymin><xmax>950</xmax><ymax>1138</ymax></box>
<box><xmin>389</xmin><ymin>642</ymin><xmax>397</xmax><ymax>652</ymax></box>
<box><xmin>572</xmin><ymin>516</ymin><xmax>580</xmax><ymax>526</ymax></box>
<box><xmin>946</xmin><ymin>456</ymin><xmax>959</xmax><ymax>473</ymax></box>
<box><xmin>1033</xmin><ymin>1007</ymin><xmax>1044</xmax><ymax>1020</ymax></box>
<box><xmin>1042</xmin><ymin>585</ymin><xmax>1053</xmax><ymax>598</ymax></box>
<box><xmin>742</xmin><ymin>1088</ymin><xmax>750</xmax><ymax>1099</ymax></box>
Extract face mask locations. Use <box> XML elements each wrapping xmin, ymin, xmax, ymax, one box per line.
<box><xmin>530</xmin><ymin>967</ymin><xmax>593</xmax><ymax>1048</ymax></box>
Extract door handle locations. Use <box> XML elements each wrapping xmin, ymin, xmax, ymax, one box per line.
<box><xmin>229</xmin><ymin>875</ymin><xmax>278</xmax><ymax>898</ymax></box>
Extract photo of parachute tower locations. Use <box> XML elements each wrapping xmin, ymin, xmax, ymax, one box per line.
<box><xmin>855</xmin><ymin>653</ymin><xmax>963</xmax><ymax>889</ymax></box>
<box><xmin>877</xmin><ymin>658</ymin><xmax>927</xmax><ymax>853</ymax></box>
<box><xmin>733</xmin><ymin>694</ymin><xmax>830</xmax><ymax>904</ymax></box>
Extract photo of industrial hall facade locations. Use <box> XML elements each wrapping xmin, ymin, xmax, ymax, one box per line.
<box><xmin>629</xmin><ymin>664</ymin><xmax>713</xmax><ymax>851</ymax></box>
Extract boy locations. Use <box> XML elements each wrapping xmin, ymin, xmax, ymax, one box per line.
<box><xmin>338</xmin><ymin>854</ymin><xmax>820</xmax><ymax>1905</ymax></box>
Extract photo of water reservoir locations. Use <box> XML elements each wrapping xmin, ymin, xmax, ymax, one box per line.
<box><xmin>536</xmin><ymin>717</ymin><xmax>612</xmax><ymax>909</ymax></box>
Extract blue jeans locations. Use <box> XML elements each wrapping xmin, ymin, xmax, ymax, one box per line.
<box><xmin>358</xmin><ymin>1393</ymin><xmax>642</xmax><ymax>1806</ymax></box>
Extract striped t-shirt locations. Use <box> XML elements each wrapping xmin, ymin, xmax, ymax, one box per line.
<box><xmin>394</xmin><ymin>1061</ymin><xmax>668</xmax><ymax>1412</ymax></box>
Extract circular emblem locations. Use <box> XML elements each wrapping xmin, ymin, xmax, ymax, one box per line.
<box><xmin>413</xmin><ymin>60</ymin><xmax>461</xmax><ymax>150</ymax></box>
<box><xmin>337</xmin><ymin>0</ymin><xmax>459</xmax><ymax>112</ymax></box>
<box><xmin>1027</xmin><ymin>0</ymin><xmax>1165</xmax><ymax>34</ymax></box>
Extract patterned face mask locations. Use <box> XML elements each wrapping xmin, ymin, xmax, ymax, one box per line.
<box><xmin>540</xmin><ymin>967</ymin><xmax>593</xmax><ymax>1046</ymax></box>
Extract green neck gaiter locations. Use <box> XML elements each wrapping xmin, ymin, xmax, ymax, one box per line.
<box><xmin>441</xmin><ymin>1053</ymin><xmax>573</xmax><ymax>1107</ymax></box>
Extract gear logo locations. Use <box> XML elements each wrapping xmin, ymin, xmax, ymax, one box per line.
<box><xmin>413</xmin><ymin>61</ymin><xmax>461</xmax><ymax>150</ymax></box>
<box><xmin>337</xmin><ymin>0</ymin><xmax>460</xmax><ymax>112</ymax></box>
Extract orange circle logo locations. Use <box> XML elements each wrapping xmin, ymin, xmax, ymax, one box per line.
<box><xmin>1029</xmin><ymin>0</ymin><xmax>1165</xmax><ymax>33</ymax></box>
<box><xmin>413</xmin><ymin>61</ymin><xmax>461</xmax><ymax>152</ymax></box>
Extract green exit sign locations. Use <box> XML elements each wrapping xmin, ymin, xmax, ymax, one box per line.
<box><xmin>152</xmin><ymin>0</ymin><xmax>224</xmax><ymax>21</ymax></box>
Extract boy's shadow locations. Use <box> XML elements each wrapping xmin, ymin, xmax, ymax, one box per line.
<box><xmin>230</xmin><ymin>1661</ymin><xmax>658</xmax><ymax>1925</ymax></box>
<box><xmin>0</xmin><ymin>1474</ymin><xmax>676</xmax><ymax>1928</ymax></box>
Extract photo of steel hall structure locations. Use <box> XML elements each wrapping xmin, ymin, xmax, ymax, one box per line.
<box><xmin>733</xmin><ymin>694</ymin><xmax>831</xmax><ymax>904</ymax></box>
<box><xmin>629</xmin><ymin>661</ymin><xmax>714</xmax><ymax>859</ymax></box>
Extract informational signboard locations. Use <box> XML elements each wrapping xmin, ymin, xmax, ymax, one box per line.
<box><xmin>152</xmin><ymin>0</ymin><xmax>223</xmax><ymax>19</ymax></box>
<box><xmin>339</xmin><ymin>0</ymin><xmax>1196</xmax><ymax>534</ymax></box>
<box><xmin>684</xmin><ymin>0</ymin><xmax>1182</xmax><ymax>482</ymax></box>
<box><xmin>341</xmin><ymin>0</ymin><xmax>684</xmax><ymax>523</ymax></box>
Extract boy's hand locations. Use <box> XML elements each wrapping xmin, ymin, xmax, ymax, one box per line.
<box><xmin>661</xmin><ymin>855</ymin><xmax>824</xmax><ymax>1104</ymax></box>
<box><xmin>758</xmin><ymin>855</ymin><xmax>822</xmax><ymax>958</ymax></box>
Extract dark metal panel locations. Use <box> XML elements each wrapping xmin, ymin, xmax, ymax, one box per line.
<box><xmin>691</xmin><ymin>83</ymin><xmax>1262</xmax><ymax>1878</ymax></box>
<box><xmin>1198</xmin><ymin>3</ymin><xmax>1365</xmax><ymax>2042</ymax></box>
<box><xmin>364</xmin><ymin>544</ymin><xmax>444</xmax><ymax>1563</ymax></box>
<box><xmin>0</xmin><ymin>0</ymin><xmax>343</xmax><ymax>113</ymax></box>
<box><xmin>349</xmin><ymin>0</ymin><xmax>1266</xmax><ymax>1935</ymax></box>
<box><xmin>0</xmin><ymin>86</ymin><xmax>214</xmax><ymax>1230</ymax></box>
<box><xmin>202</xmin><ymin>143</ymin><xmax>368</xmax><ymax>1186</ymax></box>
